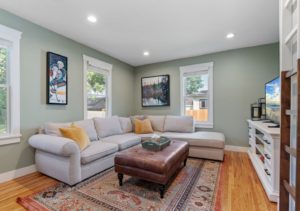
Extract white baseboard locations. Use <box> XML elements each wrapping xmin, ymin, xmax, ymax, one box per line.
<box><xmin>225</xmin><ymin>145</ymin><xmax>249</xmax><ymax>152</ymax></box>
<box><xmin>0</xmin><ymin>164</ymin><xmax>36</xmax><ymax>184</ymax></box>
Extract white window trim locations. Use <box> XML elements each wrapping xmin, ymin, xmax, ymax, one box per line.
<box><xmin>180</xmin><ymin>62</ymin><xmax>214</xmax><ymax>128</ymax></box>
<box><xmin>0</xmin><ymin>24</ymin><xmax>22</xmax><ymax>145</ymax></box>
<box><xmin>83</xmin><ymin>55</ymin><xmax>112</xmax><ymax>119</ymax></box>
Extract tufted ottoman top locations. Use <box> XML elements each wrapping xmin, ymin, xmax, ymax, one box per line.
<box><xmin>115</xmin><ymin>140</ymin><xmax>188</xmax><ymax>174</ymax></box>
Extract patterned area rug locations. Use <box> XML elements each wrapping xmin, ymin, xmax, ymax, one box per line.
<box><xmin>17</xmin><ymin>159</ymin><xmax>223</xmax><ymax>211</ymax></box>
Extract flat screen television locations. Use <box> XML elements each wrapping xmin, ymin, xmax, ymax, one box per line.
<box><xmin>265</xmin><ymin>76</ymin><xmax>280</xmax><ymax>125</ymax></box>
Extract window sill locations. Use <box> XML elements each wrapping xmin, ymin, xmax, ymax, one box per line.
<box><xmin>195</xmin><ymin>122</ymin><xmax>214</xmax><ymax>129</ymax></box>
<box><xmin>0</xmin><ymin>134</ymin><xmax>22</xmax><ymax>146</ymax></box>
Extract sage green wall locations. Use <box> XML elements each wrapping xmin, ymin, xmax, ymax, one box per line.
<box><xmin>134</xmin><ymin>43</ymin><xmax>279</xmax><ymax>147</ymax></box>
<box><xmin>0</xmin><ymin>9</ymin><xmax>135</xmax><ymax>173</ymax></box>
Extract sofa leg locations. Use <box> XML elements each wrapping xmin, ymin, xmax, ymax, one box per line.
<box><xmin>159</xmin><ymin>184</ymin><xmax>166</xmax><ymax>198</ymax></box>
<box><xmin>184</xmin><ymin>158</ymin><xmax>187</xmax><ymax>166</ymax></box>
<box><xmin>118</xmin><ymin>173</ymin><xmax>123</xmax><ymax>186</ymax></box>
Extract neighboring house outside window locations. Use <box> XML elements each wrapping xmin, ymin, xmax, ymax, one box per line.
<box><xmin>83</xmin><ymin>55</ymin><xmax>112</xmax><ymax>119</ymax></box>
<box><xmin>0</xmin><ymin>24</ymin><xmax>22</xmax><ymax>145</ymax></box>
<box><xmin>180</xmin><ymin>62</ymin><xmax>213</xmax><ymax>128</ymax></box>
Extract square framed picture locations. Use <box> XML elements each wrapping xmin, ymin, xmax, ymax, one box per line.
<box><xmin>47</xmin><ymin>52</ymin><xmax>68</xmax><ymax>105</ymax></box>
<box><xmin>141</xmin><ymin>75</ymin><xmax>170</xmax><ymax>107</ymax></box>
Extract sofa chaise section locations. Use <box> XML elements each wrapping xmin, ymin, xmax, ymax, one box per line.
<box><xmin>101</xmin><ymin>133</ymin><xmax>141</xmax><ymax>151</ymax></box>
<box><xmin>162</xmin><ymin>131</ymin><xmax>225</xmax><ymax>161</ymax></box>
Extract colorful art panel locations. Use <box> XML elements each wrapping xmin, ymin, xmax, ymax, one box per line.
<box><xmin>47</xmin><ymin>52</ymin><xmax>68</xmax><ymax>105</ymax></box>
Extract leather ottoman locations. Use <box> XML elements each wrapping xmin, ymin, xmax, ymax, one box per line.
<box><xmin>114</xmin><ymin>140</ymin><xmax>189</xmax><ymax>198</ymax></box>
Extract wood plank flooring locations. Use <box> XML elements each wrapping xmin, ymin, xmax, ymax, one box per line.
<box><xmin>0</xmin><ymin>151</ymin><xmax>277</xmax><ymax>211</ymax></box>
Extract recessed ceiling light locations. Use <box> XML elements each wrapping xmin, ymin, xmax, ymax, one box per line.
<box><xmin>143</xmin><ymin>51</ymin><xmax>150</xmax><ymax>56</ymax></box>
<box><xmin>226</xmin><ymin>33</ymin><xmax>235</xmax><ymax>39</ymax></box>
<box><xmin>87</xmin><ymin>15</ymin><xmax>97</xmax><ymax>23</ymax></box>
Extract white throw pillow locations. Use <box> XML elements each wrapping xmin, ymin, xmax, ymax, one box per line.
<box><xmin>73</xmin><ymin>119</ymin><xmax>98</xmax><ymax>141</ymax></box>
<box><xmin>119</xmin><ymin>117</ymin><xmax>133</xmax><ymax>133</ymax></box>
<box><xmin>146</xmin><ymin>115</ymin><xmax>166</xmax><ymax>132</ymax></box>
<box><xmin>44</xmin><ymin>122</ymin><xmax>71</xmax><ymax>136</ymax></box>
<box><xmin>93</xmin><ymin>116</ymin><xmax>123</xmax><ymax>138</ymax></box>
<box><xmin>164</xmin><ymin>115</ymin><xmax>194</xmax><ymax>133</ymax></box>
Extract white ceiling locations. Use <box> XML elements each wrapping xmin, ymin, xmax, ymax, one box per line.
<box><xmin>0</xmin><ymin>0</ymin><xmax>279</xmax><ymax>66</ymax></box>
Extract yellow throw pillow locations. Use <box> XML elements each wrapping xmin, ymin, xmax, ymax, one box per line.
<box><xmin>134</xmin><ymin>118</ymin><xmax>154</xmax><ymax>134</ymax></box>
<box><xmin>59</xmin><ymin>125</ymin><xmax>90</xmax><ymax>151</ymax></box>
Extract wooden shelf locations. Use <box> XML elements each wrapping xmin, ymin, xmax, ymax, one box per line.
<box><xmin>285</xmin><ymin>70</ymin><xmax>297</xmax><ymax>78</ymax></box>
<box><xmin>285</xmin><ymin>145</ymin><xmax>297</xmax><ymax>157</ymax></box>
<box><xmin>285</xmin><ymin>26</ymin><xmax>298</xmax><ymax>44</ymax></box>
<box><xmin>285</xmin><ymin>109</ymin><xmax>297</xmax><ymax>116</ymax></box>
<box><xmin>283</xmin><ymin>180</ymin><xmax>296</xmax><ymax>200</ymax></box>
<box><xmin>284</xmin><ymin>0</ymin><xmax>296</xmax><ymax>9</ymax></box>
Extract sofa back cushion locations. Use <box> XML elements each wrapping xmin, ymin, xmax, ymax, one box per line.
<box><xmin>146</xmin><ymin>115</ymin><xmax>165</xmax><ymax>132</ymax></box>
<box><xmin>94</xmin><ymin>116</ymin><xmax>123</xmax><ymax>138</ymax></box>
<box><xmin>44</xmin><ymin>122</ymin><xmax>71</xmax><ymax>136</ymax></box>
<box><xmin>118</xmin><ymin>117</ymin><xmax>133</xmax><ymax>133</ymax></box>
<box><xmin>73</xmin><ymin>119</ymin><xmax>98</xmax><ymax>141</ymax></box>
<box><xmin>164</xmin><ymin>115</ymin><xmax>194</xmax><ymax>133</ymax></box>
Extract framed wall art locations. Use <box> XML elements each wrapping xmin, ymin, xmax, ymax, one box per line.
<box><xmin>141</xmin><ymin>75</ymin><xmax>170</xmax><ymax>107</ymax></box>
<box><xmin>47</xmin><ymin>52</ymin><xmax>68</xmax><ymax>105</ymax></box>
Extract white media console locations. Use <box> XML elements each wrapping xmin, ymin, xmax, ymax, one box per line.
<box><xmin>247</xmin><ymin>120</ymin><xmax>280</xmax><ymax>202</ymax></box>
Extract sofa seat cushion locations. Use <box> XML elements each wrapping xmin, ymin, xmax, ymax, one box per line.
<box><xmin>162</xmin><ymin>132</ymin><xmax>225</xmax><ymax>149</ymax></box>
<box><xmin>135</xmin><ymin>132</ymin><xmax>162</xmax><ymax>139</ymax></box>
<box><xmin>80</xmin><ymin>141</ymin><xmax>118</xmax><ymax>164</ymax></box>
<box><xmin>101</xmin><ymin>133</ymin><xmax>141</xmax><ymax>151</ymax></box>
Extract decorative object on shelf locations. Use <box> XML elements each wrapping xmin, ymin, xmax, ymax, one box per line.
<box><xmin>258</xmin><ymin>98</ymin><xmax>266</xmax><ymax>120</ymax></box>
<box><xmin>47</xmin><ymin>52</ymin><xmax>68</xmax><ymax>105</ymax></box>
<box><xmin>251</xmin><ymin>102</ymin><xmax>261</xmax><ymax>121</ymax></box>
<box><xmin>141</xmin><ymin>134</ymin><xmax>170</xmax><ymax>151</ymax></box>
<box><xmin>141</xmin><ymin>75</ymin><xmax>170</xmax><ymax>107</ymax></box>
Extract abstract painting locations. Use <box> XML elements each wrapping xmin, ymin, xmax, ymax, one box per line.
<box><xmin>141</xmin><ymin>75</ymin><xmax>170</xmax><ymax>107</ymax></box>
<box><xmin>47</xmin><ymin>52</ymin><xmax>68</xmax><ymax>105</ymax></box>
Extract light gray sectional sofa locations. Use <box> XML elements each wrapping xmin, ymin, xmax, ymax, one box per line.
<box><xmin>29</xmin><ymin>115</ymin><xmax>225</xmax><ymax>185</ymax></box>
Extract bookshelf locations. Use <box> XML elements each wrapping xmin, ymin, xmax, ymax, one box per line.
<box><xmin>247</xmin><ymin>120</ymin><xmax>280</xmax><ymax>202</ymax></box>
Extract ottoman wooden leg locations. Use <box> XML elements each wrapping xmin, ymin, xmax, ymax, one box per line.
<box><xmin>159</xmin><ymin>184</ymin><xmax>166</xmax><ymax>198</ymax></box>
<box><xmin>118</xmin><ymin>173</ymin><xmax>123</xmax><ymax>186</ymax></box>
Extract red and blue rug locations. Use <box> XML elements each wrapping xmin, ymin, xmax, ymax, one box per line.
<box><xmin>17</xmin><ymin>159</ymin><xmax>223</xmax><ymax>211</ymax></box>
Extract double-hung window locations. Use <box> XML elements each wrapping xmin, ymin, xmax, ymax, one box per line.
<box><xmin>0</xmin><ymin>24</ymin><xmax>22</xmax><ymax>145</ymax></box>
<box><xmin>180</xmin><ymin>62</ymin><xmax>213</xmax><ymax>128</ymax></box>
<box><xmin>83</xmin><ymin>55</ymin><xmax>112</xmax><ymax>119</ymax></box>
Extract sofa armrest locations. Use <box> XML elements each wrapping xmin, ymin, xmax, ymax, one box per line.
<box><xmin>28</xmin><ymin>134</ymin><xmax>80</xmax><ymax>156</ymax></box>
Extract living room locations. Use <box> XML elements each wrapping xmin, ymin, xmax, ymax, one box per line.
<box><xmin>0</xmin><ymin>1</ymin><xmax>298</xmax><ymax>210</ymax></box>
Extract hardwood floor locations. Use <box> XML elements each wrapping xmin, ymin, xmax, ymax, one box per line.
<box><xmin>0</xmin><ymin>151</ymin><xmax>277</xmax><ymax>211</ymax></box>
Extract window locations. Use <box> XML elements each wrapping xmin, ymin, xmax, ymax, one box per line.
<box><xmin>180</xmin><ymin>62</ymin><xmax>213</xmax><ymax>128</ymax></box>
<box><xmin>83</xmin><ymin>55</ymin><xmax>112</xmax><ymax>119</ymax></box>
<box><xmin>0</xmin><ymin>24</ymin><xmax>22</xmax><ymax>145</ymax></box>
